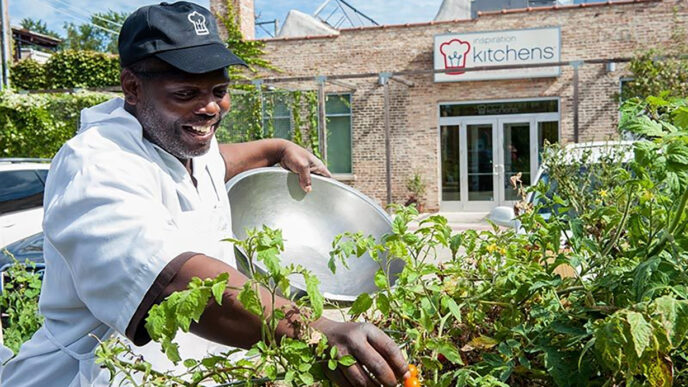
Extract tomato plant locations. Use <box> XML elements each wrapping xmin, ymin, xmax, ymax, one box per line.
<box><xmin>5</xmin><ymin>95</ymin><xmax>688</xmax><ymax>387</ymax></box>
<box><xmin>0</xmin><ymin>256</ymin><xmax>43</xmax><ymax>354</ymax></box>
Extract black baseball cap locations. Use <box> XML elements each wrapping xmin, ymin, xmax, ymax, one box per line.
<box><xmin>118</xmin><ymin>1</ymin><xmax>247</xmax><ymax>73</ymax></box>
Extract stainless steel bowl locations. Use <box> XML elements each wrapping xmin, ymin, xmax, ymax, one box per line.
<box><xmin>226</xmin><ymin>167</ymin><xmax>403</xmax><ymax>302</ymax></box>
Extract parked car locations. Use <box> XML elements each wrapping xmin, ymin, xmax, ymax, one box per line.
<box><xmin>489</xmin><ymin>141</ymin><xmax>635</xmax><ymax>229</ymax></box>
<box><xmin>0</xmin><ymin>158</ymin><xmax>50</xmax><ymax>248</ymax></box>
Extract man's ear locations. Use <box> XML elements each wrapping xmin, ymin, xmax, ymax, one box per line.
<box><xmin>120</xmin><ymin>68</ymin><xmax>140</xmax><ymax>106</ymax></box>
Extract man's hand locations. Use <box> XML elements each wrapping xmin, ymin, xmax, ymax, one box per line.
<box><xmin>221</xmin><ymin>139</ymin><xmax>331</xmax><ymax>187</ymax></box>
<box><xmin>312</xmin><ymin>319</ymin><xmax>409</xmax><ymax>387</ymax></box>
<box><xmin>278</xmin><ymin>141</ymin><xmax>332</xmax><ymax>192</ymax></box>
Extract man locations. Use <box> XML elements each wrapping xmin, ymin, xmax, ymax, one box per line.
<box><xmin>0</xmin><ymin>2</ymin><xmax>408</xmax><ymax>386</ymax></box>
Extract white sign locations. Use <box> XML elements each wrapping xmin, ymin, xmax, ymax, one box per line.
<box><xmin>434</xmin><ymin>27</ymin><xmax>561</xmax><ymax>82</ymax></box>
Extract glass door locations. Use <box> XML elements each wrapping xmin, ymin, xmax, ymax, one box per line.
<box><xmin>440</xmin><ymin>125</ymin><xmax>461</xmax><ymax>202</ymax></box>
<box><xmin>498</xmin><ymin>119</ymin><xmax>532</xmax><ymax>203</ymax></box>
<box><xmin>440</xmin><ymin>119</ymin><xmax>498</xmax><ymax>211</ymax></box>
<box><xmin>466</xmin><ymin>123</ymin><xmax>496</xmax><ymax>203</ymax></box>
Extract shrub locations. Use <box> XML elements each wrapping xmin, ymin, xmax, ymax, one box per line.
<box><xmin>9</xmin><ymin>59</ymin><xmax>47</xmax><ymax>90</ymax></box>
<box><xmin>44</xmin><ymin>50</ymin><xmax>120</xmax><ymax>89</ymax></box>
<box><xmin>0</xmin><ymin>91</ymin><xmax>115</xmax><ymax>158</ymax></box>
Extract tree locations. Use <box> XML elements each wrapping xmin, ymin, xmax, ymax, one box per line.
<box><xmin>19</xmin><ymin>18</ymin><xmax>61</xmax><ymax>39</ymax></box>
<box><xmin>61</xmin><ymin>10</ymin><xmax>128</xmax><ymax>54</ymax></box>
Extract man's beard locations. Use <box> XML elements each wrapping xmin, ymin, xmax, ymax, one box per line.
<box><xmin>137</xmin><ymin>101</ymin><xmax>218</xmax><ymax>160</ymax></box>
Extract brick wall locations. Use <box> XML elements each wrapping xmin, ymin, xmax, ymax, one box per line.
<box><xmin>257</xmin><ymin>0</ymin><xmax>687</xmax><ymax>211</ymax></box>
<box><xmin>210</xmin><ymin>0</ymin><xmax>255</xmax><ymax>40</ymax></box>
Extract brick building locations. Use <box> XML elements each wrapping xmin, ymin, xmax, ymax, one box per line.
<box><xmin>217</xmin><ymin>0</ymin><xmax>687</xmax><ymax>212</ymax></box>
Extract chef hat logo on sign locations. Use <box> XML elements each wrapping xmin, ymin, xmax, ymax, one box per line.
<box><xmin>188</xmin><ymin>11</ymin><xmax>209</xmax><ymax>35</ymax></box>
<box><xmin>440</xmin><ymin>39</ymin><xmax>471</xmax><ymax>75</ymax></box>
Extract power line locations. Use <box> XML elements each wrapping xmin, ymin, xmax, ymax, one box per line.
<box><xmin>51</xmin><ymin>0</ymin><xmax>123</xmax><ymax>28</ymax></box>
<box><xmin>36</xmin><ymin>0</ymin><xmax>119</xmax><ymax>35</ymax></box>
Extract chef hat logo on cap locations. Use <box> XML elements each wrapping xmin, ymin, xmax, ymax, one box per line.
<box><xmin>118</xmin><ymin>1</ymin><xmax>247</xmax><ymax>74</ymax></box>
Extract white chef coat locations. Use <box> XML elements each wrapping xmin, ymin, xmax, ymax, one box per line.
<box><xmin>0</xmin><ymin>98</ymin><xmax>237</xmax><ymax>386</ymax></box>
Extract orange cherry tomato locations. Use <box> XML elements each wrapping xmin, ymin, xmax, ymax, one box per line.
<box><xmin>408</xmin><ymin>364</ymin><xmax>418</xmax><ymax>378</ymax></box>
<box><xmin>404</xmin><ymin>377</ymin><xmax>421</xmax><ymax>387</ymax></box>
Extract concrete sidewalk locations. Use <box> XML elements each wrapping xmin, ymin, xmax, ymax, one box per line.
<box><xmin>409</xmin><ymin>211</ymin><xmax>493</xmax><ymax>232</ymax></box>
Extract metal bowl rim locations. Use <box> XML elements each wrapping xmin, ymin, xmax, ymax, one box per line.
<box><xmin>225</xmin><ymin>167</ymin><xmax>393</xmax><ymax>225</ymax></box>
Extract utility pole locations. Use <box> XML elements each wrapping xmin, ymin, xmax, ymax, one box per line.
<box><xmin>0</xmin><ymin>0</ymin><xmax>10</xmax><ymax>89</ymax></box>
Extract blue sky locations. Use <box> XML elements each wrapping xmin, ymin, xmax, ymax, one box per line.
<box><xmin>10</xmin><ymin>1</ymin><xmax>444</xmax><ymax>39</ymax></box>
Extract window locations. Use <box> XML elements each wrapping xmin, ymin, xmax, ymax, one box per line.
<box><xmin>619</xmin><ymin>77</ymin><xmax>635</xmax><ymax>102</ymax></box>
<box><xmin>0</xmin><ymin>170</ymin><xmax>45</xmax><ymax>215</ymax></box>
<box><xmin>440</xmin><ymin>99</ymin><xmax>558</xmax><ymax>117</ymax></box>
<box><xmin>326</xmin><ymin>94</ymin><xmax>352</xmax><ymax>174</ymax></box>
<box><xmin>263</xmin><ymin>94</ymin><xmax>291</xmax><ymax>140</ymax></box>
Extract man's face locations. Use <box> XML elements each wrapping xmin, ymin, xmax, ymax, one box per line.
<box><xmin>134</xmin><ymin>66</ymin><xmax>231</xmax><ymax>159</ymax></box>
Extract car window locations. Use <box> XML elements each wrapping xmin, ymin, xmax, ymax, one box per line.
<box><xmin>0</xmin><ymin>170</ymin><xmax>45</xmax><ymax>215</ymax></box>
<box><xmin>36</xmin><ymin>169</ymin><xmax>49</xmax><ymax>184</ymax></box>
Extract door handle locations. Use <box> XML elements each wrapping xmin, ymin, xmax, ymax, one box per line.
<box><xmin>493</xmin><ymin>164</ymin><xmax>503</xmax><ymax>175</ymax></box>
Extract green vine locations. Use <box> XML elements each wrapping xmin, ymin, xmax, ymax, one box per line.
<box><xmin>289</xmin><ymin>91</ymin><xmax>305</xmax><ymax>147</ymax></box>
<box><xmin>263</xmin><ymin>92</ymin><xmax>275</xmax><ymax>139</ymax></box>
<box><xmin>305</xmin><ymin>91</ymin><xmax>321</xmax><ymax>159</ymax></box>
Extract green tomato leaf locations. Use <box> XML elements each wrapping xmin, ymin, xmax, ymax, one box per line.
<box><xmin>305</xmin><ymin>273</ymin><xmax>324</xmax><ymax>319</ymax></box>
<box><xmin>667</xmin><ymin>141</ymin><xmax>688</xmax><ymax>166</ymax></box>
<box><xmin>328</xmin><ymin>255</ymin><xmax>337</xmax><ymax>274</ymax></box>
<box><xmin>163</xmin><ymin>340</ymin><xmax>181</xmax><ymax>364</ymax></box>
<box><xmin>338</xmin><ymin>355</ymin><xmax>356</xmax><ymax>367</ymax></box>
<box><xmin>374</xmin><ymin>269</ymin><xmax>387</xmax><ymax>289</ymax></box>
<box><xmin>299</xmin><ymin>372</ymin><xmax>314</xmax><ymax>385</ymax></box>
<box><xmin>211</xmin><ymin>274</ymin><xmax>228</xmax><ymax>305</ymax></box>
<box><xmin>328</xmin><ymin>359</ymin><xmax>338</xmax><ymax>371</ymax></box>
<box><xmin>238</xmin><ymin>283</ymin><xmax>263</xmax><ymax>317</ymax></box>
<box><xmin>265</xmin><ymin>364</ymin><xmax>277</xmax><ymax>380</ymax></box>
<box><xmin>257</xmin><ymin>246</ymin><xmax>281</xmax><ymax>276</ymax></box>
<box><xmin>350</xmin><ymin>293</ymin><xmax>373</xmax><ymax>315</ymax></box>
<box><xmin>438</xmin><ymin>343</ymin><xmax>463</xmax><ymax>365</ymax></box>
<box><xmin>651</xmin><ymin>296</ymin><xmax>688</xmax><ymax>348</ymax></box>
<box><xmin>443</xmin><ymin>296</ymin><xmax>462</xmax><ymax>322</ymax></box>
<box><xmin>673</xmin><ymin>106</ymin><xmax>688</xmax><ymax>129</ymax></box>
<box><xmin>627</xmin><ymin>311</ymin><xmax>652</xmax><ymax>358</ymax></box>
<box><xmin>621</xmin><ymin>115</ymin><xmax>664</xmax><ymax>137</ymax></box>
<box><xmin>376</xmin><ymin>293</ymin><xmax>390</xmax><ymax>315</ymax></box>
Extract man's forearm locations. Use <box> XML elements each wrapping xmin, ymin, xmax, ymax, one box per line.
<box><xmin>161</xmin><ymin>253</ymin><xmax>305</xmax><ymax>349</ymax></box>
<box><xmin>219</xmin><ymin>139</ymin><xmax>290</xmax><ymax>182</ymax></box>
